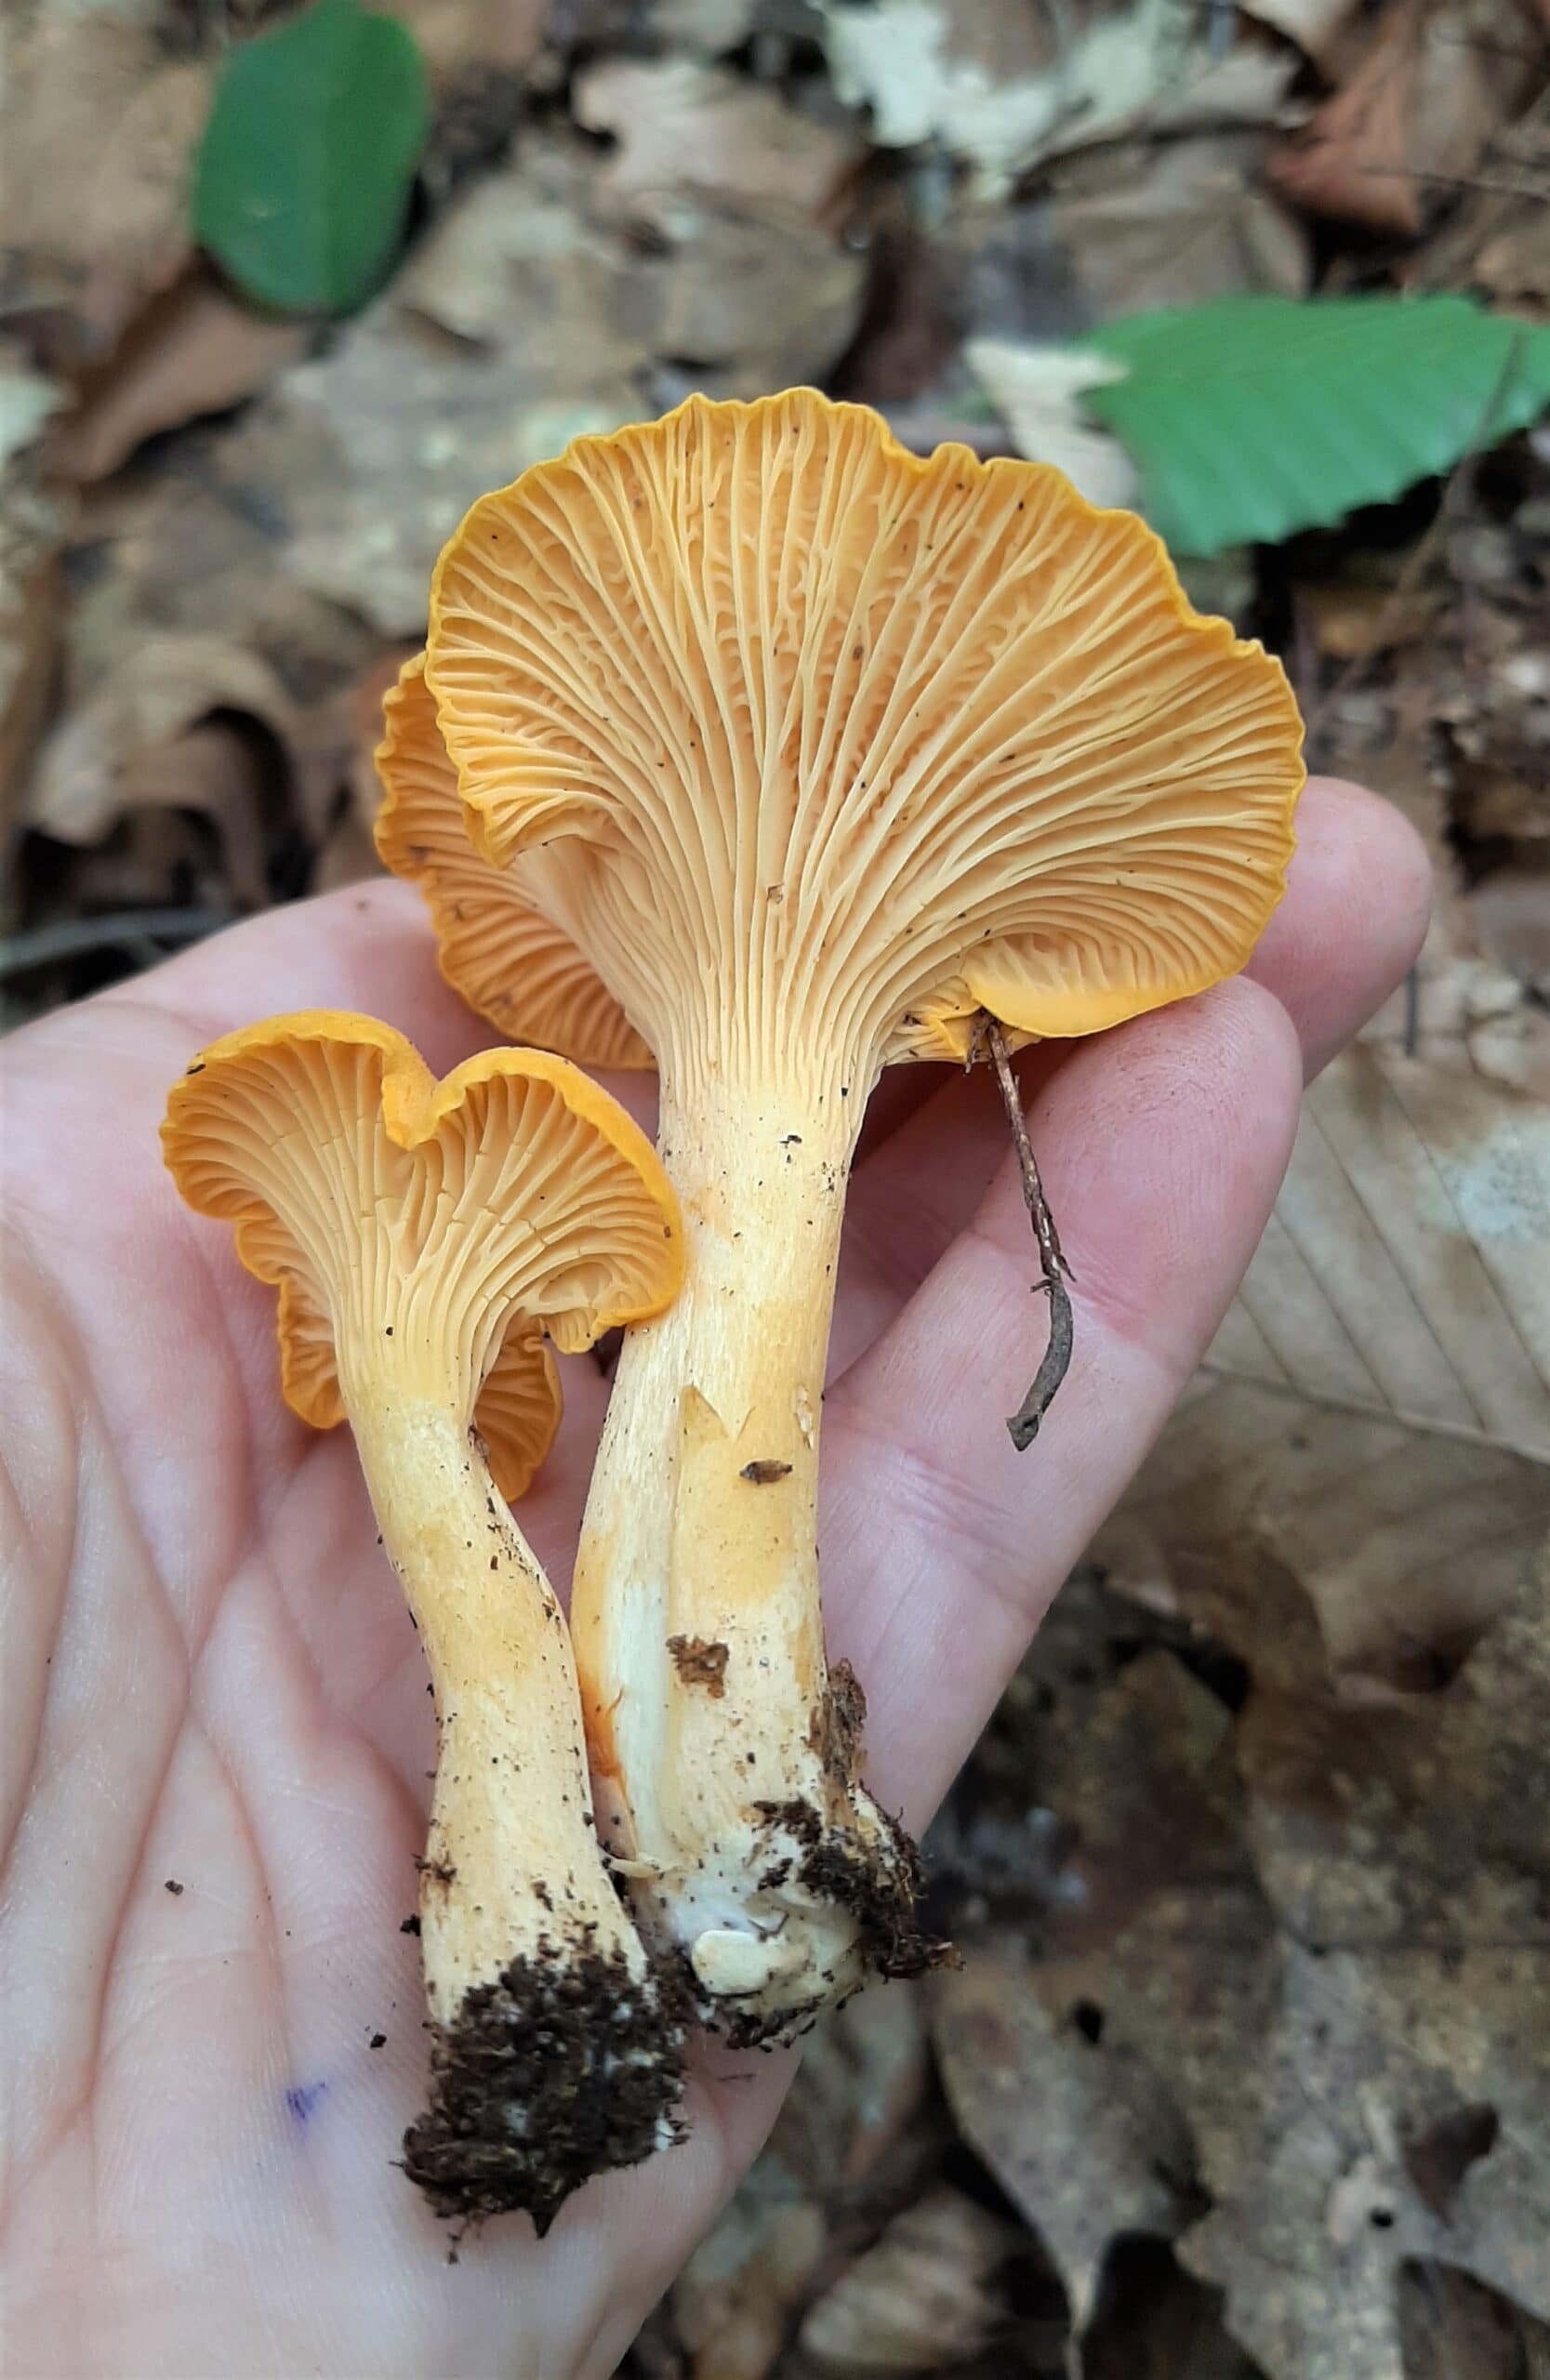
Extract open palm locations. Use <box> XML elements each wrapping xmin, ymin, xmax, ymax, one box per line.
<box><xmin>0</xmin><ymin>777</ymin><xmax>1426</xmax><ymax>2380</ymax></box>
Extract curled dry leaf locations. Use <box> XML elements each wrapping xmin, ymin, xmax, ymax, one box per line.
<box><xmin>49</xmin><ymin>267</ymin><xmax>309</xmax><ymax>486</ymax></box>
<box><xmin>797</xmin><ymin>2186</ymin><xmax>1012</xmax><ymax>2374</ymax></box>
<box><xmin>26</xmin><ymin>634</ymin><xmax>308</xmax><ymax>908</ymax></box>
<box><xmin>1265</xmin><ymin>1</ymin><xmax>1496</xmax><ymax>236</ymax></box>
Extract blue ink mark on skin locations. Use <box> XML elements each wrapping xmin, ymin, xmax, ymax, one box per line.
<box><xmin>286</xmin><ymin>2082</ymin><xmax>328</xmax><ymax>2124</ymax></box>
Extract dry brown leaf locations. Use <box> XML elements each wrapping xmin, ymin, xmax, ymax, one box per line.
<box><xmin>662</xmin><ymin>1987</ymin><xmax>932</xmax><ymax>2380</ymax></box>
<box><xmin>274</xmin><ymin>309</ymin><xmax>635</xmax><ymax>638</ymax></box>
<box><xmin>1266</xmin><ymin>3</ymin><xmax>1494</xmax><ymax>235</ymax></box>
<box><xmin>797</xmin><ymin>2187</ymin><xmax>1011</xmax><ymax>2374</ymax></box>
<box><xmin>1084</xmin><ymin>2238</ymin><xmax>1264</xmax><ymax>2380</ymax></box>
<box><xmin>1</xmin><ymin>16</ymin><xmax>209</xmax><ymax>366</ymax></box>
<box><xmin>573</xmin><ymin>56</ymin><xmax>863</xmax><ymax>231</ymax></box>
<box><xmin>272</xmin><ymin>129</ymin><xmax>862</xmax><ymax>634</ymax></box>
<box><xmin>1053</xmin><ymin>133</ymin><xmax>1310</xmax><ymax>316</ymax></box>
<box><xmin>50</xmin><ymin>269</ymin><xmax>309</xmax><ymax>485</ymax></box>
<box><xmin>381</xmin><ymin>0</ymin><xmax>543</xmax><ymax>78</ymax></box>
<box><xmin>769</xmin><ymin>1975</ymin><xmax>930</xmax><ymax>2192</ymax></box>
<box><xmin>1237</xmin><ymin>1558</ymin><xmax>1550</xmax><ymax>1953</ymax></box>
<box><xmin>671</xmin><ymin>2177</ymin><xmax>828</xmax><ymax>2380</ymax></box>
<box><xmin>933</xmin><ymin>1948</ymin><xmax>1197</xmax><ymax>2329</ymax></box>
<box><xmin>1418</xmin><ymin>86</ymin><xmax>1550</xmax><ymax>311</ymax></box>
<box><xmin>1217</xmin><ymin>1048</ymin><xmax>1550</xmax><ymax>1460</ymax></box>
<box><xmin>655</xmin><ymin>0</ymin><xmax>759</xmax><ymax>49</ymax></box>
<box><xmin>0</xmin><ymin>353</ymin><xmax>70</xmax><ymax>823</ymax></box>
<box><xmin>1099</xmin><ymin>1044</ymin><xmax>1550</xmax><ymax>1695</ymax></box>
<box><xmin>1177</xmin><ymin>1935</ymin><xmax>1550</xmax><ymax>2380</ymax></box>
<box><xmin>1398</xmin><ymin>2262</ymin><xmax>1550</xmax><ymax>2380</ymax></box>
<box><xmin>26</xmin><ymin>634</ymin><xmax>307</xmax><ymax>906</ymax></box>
<box><xmin>821</xmin><ymin>0</ymin><xmax>1293</xmax><ymax>195</ymax></box>
<box><xmin>932</xmin><ymin>1559</ymin><xmax>1550</xmax><ymax>2380</ymax></box>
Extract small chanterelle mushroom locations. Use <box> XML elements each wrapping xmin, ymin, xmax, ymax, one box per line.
<box><xmin>161</xmin><ymin>1012</ymin><xmax>686</xmax><ymax>2229</ymax></box>
<box><xmin>408</xmin><ymin>390</ymin><xmax>1305</xmax><ymax>2045</ymax></box>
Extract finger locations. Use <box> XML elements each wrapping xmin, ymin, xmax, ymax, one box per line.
<box><xmin>108</xmin><ymin>879</ymin><xmax>486</xmax><ymax>1076</ymax></box>
<box><xmin>824</xmin><ymin>972</ymin><xmax>1305</xmax><ymax>1824</ymax></box>
<box><xmin>91</xmin><ymin>879</ymin><xmax>660</xmax><ymax>1134</ymax></box>
<box><xmin>1246</xmin><ymin>774</ymin><xmax>1431</xmax><ymax>1080</ymax></box>
<box><xmin>835</xmin><ymin>774</ymin><xmax>1430</xmax><ymax>1369</ymax></box>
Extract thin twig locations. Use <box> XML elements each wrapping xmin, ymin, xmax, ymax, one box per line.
<box><xmin>0</xmin><ymin>906</ymin><xmax>231</xmax><ymax>981</ymax></box>
<box><xmin>978</xmin><ymin>1017</ymin><xmax>1075</xmax><ymax>1453</ymax></box>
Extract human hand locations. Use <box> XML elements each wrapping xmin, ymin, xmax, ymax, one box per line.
<box><xmin>0</xmin><ymin>777</ymin><xmax>1427</xmax><ymax>2379</ymax></box>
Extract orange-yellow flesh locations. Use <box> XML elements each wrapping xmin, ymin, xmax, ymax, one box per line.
<box><xmin>162</xmin><ymin>1012</ymin><xmax>682</xmax><ymax>1499</ymax></box>
<box><xmin>375</xmin><ymin>657</ymin><xmax>651</xmax><ymax>1071</ymax></box>
<box><xmin>426</xmin><ymin>388</ymin><xmax>1304</xmax><ymax>1072</ymax></box>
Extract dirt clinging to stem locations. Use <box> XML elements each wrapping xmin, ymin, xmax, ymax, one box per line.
<box><xmin>402</xmin><ymin>1937</ymin><xmax>688</xmax><ymax>2233</ymax></box>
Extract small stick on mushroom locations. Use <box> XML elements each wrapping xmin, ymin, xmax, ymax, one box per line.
<box><xmin>162</xmin><ymin>1013</ymin><xmax>686</xmax><ymax>2232</ymax></box>
<box><xmin>401</xmin><ymin>390</ymin><xmax>1305</xmax><ymax>2045</ymax></box>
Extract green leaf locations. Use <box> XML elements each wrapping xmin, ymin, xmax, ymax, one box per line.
<box><xmin>192</xmin><ymin>0</ymin><xmax>431</xmax><ymax>317</ymax></box>
<box><xmin>1079</xmin><ymin>296</ymin><xmax>1550</xmax><ymax>558</ymax></box>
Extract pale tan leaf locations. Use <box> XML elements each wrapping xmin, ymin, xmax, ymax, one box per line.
<box><xmin>964</xmin><ymin>339</ymin><xmax>1138</xmax><ymax>509</ymax></box>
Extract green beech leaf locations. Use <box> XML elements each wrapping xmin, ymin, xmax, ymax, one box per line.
<box><xmin>192</xmin><ymin>0</ymin><xmax>431</xmax><ymax>317</ymax></box>
<box><xmin>1078</xmin><ymin>296</ymin><xmax>1550</xmax><ymax>558</ymax></box>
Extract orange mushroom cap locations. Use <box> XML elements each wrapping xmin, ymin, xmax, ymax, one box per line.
<box><xmin>422</xmin><ymin>389</ymin><xmax>1303</xmax><ymax>1068</ymax></box>
<box><xmin>375</xmin><ymin>656</ymin><xmax>650</xmax><ymax>1071</ymax></box>
<box><xmin>162</xmin><ymin>1012</ymin><xmax>682</xmax><ymax>1499</ymax></box>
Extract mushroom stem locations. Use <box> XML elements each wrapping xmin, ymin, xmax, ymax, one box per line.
<box><xmin>351</xmin><ymin>1388</ymin><xmax>684</xmax><ymax>2230</ymax></box>
<box><xmin>573</xmin><ymin>1069</ymin><xmax>935</xmax><ymax>2043</ymax></box>
<box><xmin>349</xmin><ymin>1390</ymin><xmax>631</xmax><ymax>2013</ymax></box>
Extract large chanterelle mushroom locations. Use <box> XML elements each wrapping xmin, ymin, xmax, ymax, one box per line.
<box><xmin>163</xmin><ymin>1013</ymin><xmax>685</xmax><ymax>2226</ymax></box>
<box><xmin>412</xmin><ymin>390</ymin><xmax>1305</xmax><ymax>2043</ymax></box>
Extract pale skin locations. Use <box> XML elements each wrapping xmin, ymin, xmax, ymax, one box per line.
<box><xmin>0</xmin><ymin>776</ymin><xmax>1427</xmax><ymax>2380</ymax></box>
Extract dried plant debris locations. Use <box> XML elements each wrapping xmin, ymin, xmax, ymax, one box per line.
<box><xmin>270</xmin><ymin>131</ymin><xmax>863</xmax><ymax>634</ymax></box>
<box><xmin>643</xmin><ymin>1985</ymin><xmax>936</xmax><ymax>2379</ymax></box>
<box><xmin>1</xmin><ymin>10</ymin><xmax>211</xmax><ymax>369</ymax></box>
<box><xmin>933</xmin><ymin>1952</ymin><xmax>1201</xmax><ymax>2329</ymax></box>
<box><xmin>924</xmin><ymin>1545</ymin><xmax>1550</xmax><ymax>2380</ymax></box>
<box><xmin>819</xmin><ymin>0</ymin><xmax>1294</xmax><ymax>195</ymax></box>
<box><xmin>572</xmin><ymin>56</ymin><xmax>864</xmax><ymax>231</ymax></box>
<box><xmin>1099</xmin><ymin>1043</ymin><xmax>1550</xmax><ymax>1697</ymax></box>
<box><xmin>797</xmin><ymin>2186</ymin><xmax>1013</xmax><ymax>2373</ymax></box>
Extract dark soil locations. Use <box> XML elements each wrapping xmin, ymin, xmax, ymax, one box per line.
<box><xmin>667</xmin><ymin>1633</ymin><xmax>730</xmax><ymax>1696</ymax></box>
<box><xmin>401</xmin><ymin>1940</ymin><xmax>687</xmax><ymax>2234</ymax></box>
